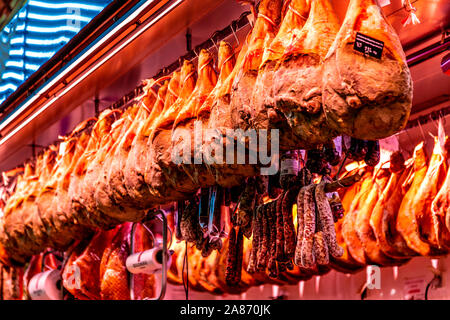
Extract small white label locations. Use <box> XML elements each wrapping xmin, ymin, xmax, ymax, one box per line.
<box><xmin>280</xmin><ymin>159</ymin><xmax>299</xmax><ymax>176</ymax></box>
<box><xmin>378</xmin><ymin>0</ymin><xmax>391</xmax><ymax>7</ymax></box>
<box><xmin>403</xmin><ymin>277</ymin><xmax>426</xmax><ymax>300</ymax></box>
<box><xmin>334</xmin><ymin>137</ymin><xmax>342</xmax><ymax>156</ymax></box>
<box><xmin>380</xmin><ymin>135</ymin><xmax>400</xmax><ymax>168</ymax></box>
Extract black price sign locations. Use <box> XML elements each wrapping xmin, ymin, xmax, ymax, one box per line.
<box><xmin>354</xmin><ymin>32</ymin><xmax>384</xmax><ymax>59</ymax></box>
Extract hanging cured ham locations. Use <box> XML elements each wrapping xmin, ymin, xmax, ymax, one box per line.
<box><xmin>230</xmin><ymin>0</ymin><xmax>283</xmax><ymax>132</ymax></box>
<box><xmin>410</xmin><ymin>137</ymin><xmax>449</xmax><ymax>252</ymax></box>
<box><xmin>100</xmin><ymin>223</ymin><xmax>155</xmax><ymax>300</ymax></box>
<box><xmin>432</xmin><ymin>142</ymin><xmax>450</xmax><ymax>237</ymax></box>
<box><xmin>105</xmin><ymin>82</ymin><xmax>159</xmax><ymax>212</ymax></box>
<box><xmin>396</xmin><ymin>142</ymin><xmax>439</xmax><ymax>256</ymax></box>
<box><xmin>341</xmin><ymin>168</ymin><xmax>374</xmax><ymax>265</ymax></box>
<box><xmin>251</xmin><ymin>0</ymin><xmax>310</xmax><ymax>150</ymax></box>
<box><xmin>80</xmin><ymin>106</ymin><xmax>145</xmax><ymax>223</ymax></box>
<box><xmin>369</xmin><ymin>151</ymin><xmax>413</xmax><ymax>261</ymax></box>
<box><xmin>2</xmin><ymin>149</ymin><xmax>57</xmax><ymax>262</ymax></box>
<box><xmin>330</xmin><ymin>169</ymin><xmax>364</xmax><ymax>273</ymax></box>
<box><xmin>62</xmin><ymin>229</ymin><xmax>117</xmax><ymax>300</ymax></box>
<box><xmin>322</xmin><ymin>0</ymin><xmax>412</xmax><ymax>140</ymax></box>
<box><xmin>37</xmin><ymin>138</ymin><xmax>81</xmax><ymax>251</ymax></box>
<box><xmin>124</xmin><ymin>79</ymin><xmax>172</xmax><ymax>207</ymax></box>
<box><xmin>206</xmin><ymin>38</ymin><xmax>259</xmax><ymax>187</ymax></box>
<box><xmin>95</xmin><ymin>104</ymin><xmax>146</xmax><ymax>217</ymax></box>
<box><xmin>271</xmin><ymin>0</ymin><xmax>340</xmax><ymax>148</ymax></box>
<box><xmin>355</xmin><ymin>166</ymin><xmax>403</xmax><ymax>266</ymax></box>
<box><xmin>68</xmin><ymin>110</ymin><xmax>123</xmax><ymax>230</ymax></box>
<box><xmin>171</xmin><ymin>49</ymin><xmax>218</xmax><ymax>191</ymax></box>
<box><xmin>145</xmin><ymin>60</ymin><xmax>197</xmax><ymax>203</ymax></box>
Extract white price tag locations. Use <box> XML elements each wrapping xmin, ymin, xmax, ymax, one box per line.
<box><xmin>281</xmin><ymin>159</ymin><xmax>299</xmax><ymax>176</ymax></box>
<box><xmin>333</xmin><ymin>136</ymin><xmax>342</xmax><ymax>156</ymax></box>
<box><xmin>403</xmin><ymin>277</ymin><xmax>426</xmax><ymax>300</ymax></box>
<box><xmin>379</xmin><ymin>135</ymin><xmax>400</xmax><ymax>168</ymax></box>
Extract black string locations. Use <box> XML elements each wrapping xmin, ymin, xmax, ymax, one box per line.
<box><xmin>334</xmin><ymin>151</ymin><xmax>349</xmax><ymax>181</ymax></box>
<box><xmin>182</xmin><ymin>241</ymin><xmax>189</xmax><ymax>300</ymax></box>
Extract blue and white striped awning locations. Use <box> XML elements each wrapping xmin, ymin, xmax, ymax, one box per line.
<box><xmin>0</xmin><ymin>0</ymin><xmax>112</xmax><ymax>104</ymax></box>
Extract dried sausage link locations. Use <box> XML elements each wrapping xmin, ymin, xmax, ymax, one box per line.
<box><xmin>233</xmin><ymin>227</ymin><xmax>244</xmax><ymax>285</ymax></box>
<box><xmin>257</xmin><ymin>204</ymin><xmax>270</xmax><ymax>271</ymax></box>
<box><xmin>294</xmin><ymin>187</ymin><xmax>306</xmax><ymax>266</ymax></box>
<box><xmin>315</xmin><ymin>181</ymin><xmax>344</xmax><ymax>258</ymax></box>
<box><xmin>247</xmin><ymin>205</ymin><xmax>261</xmax><ymax>274</ymax></box>
<box><xmin>275</xmin><ymin>194</ymin><xmax>286</xmax><ymax>262</ymax></box>
<box><xmin>313</xmin><ymin>231</ymin><xmax>329</xmax><ymax>265</ymax></box>
<box><xmin>282</xmin><ymin>187</ymin><xmax>298</xmax><ymax>260</ymax></box>
<box><xmin>301</xmin><ymin>184</ymin><xmax>316</xmax><ymax>269</ymax></box>
<box><xmin>225</xmin><ymin>227</ymin><xmax>237</xmax><ymax>285</ymax></box>
<box><xmin>267</xmin><ymin>202</ymin><xmax>278</xmax><ymax>278</ymax></box>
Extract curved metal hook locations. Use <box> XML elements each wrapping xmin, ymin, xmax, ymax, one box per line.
<box><xmin>230</xmin><ymin>23</ymin><xmax>240</xmax><ymax>46</ymax></box>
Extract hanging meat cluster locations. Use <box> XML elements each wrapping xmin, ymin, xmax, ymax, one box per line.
<box><xmin>0</xmin><ymin>222</ymin><xmax>156</xmax><ymax>300</ymax></box>
<box><xmin>0</xmin><ymin>0</ymin><xmax>415</xmax><ymax>298</ymax></box>
<box><xmin>333</xmin><ymin>134</ymin><xmax>450</xmax><ymax>273</ymax></box>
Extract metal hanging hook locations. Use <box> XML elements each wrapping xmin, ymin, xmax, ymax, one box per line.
<box><xmin>418</xmin><ymin>118</ymin><xmax>427</xmax><ymax>142</ymax></box>
<box><xmin>230</xmin><ymin>23</ymin><xmax>240</xmax><ymax>47</ymax></box>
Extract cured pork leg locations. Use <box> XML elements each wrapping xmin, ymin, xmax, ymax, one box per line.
<box><xmin>251</xmin><ymin>0</ymin><xmax>310</xmax><ymax>149</ymax></box>
<box><xmin>342</xmin><ymin>169</ymin><xmax>373</xmax><ymax>265</ymax></box>
<box><xmin>206</xmin><ymin>40</ymin><xmax>259</xmax><ymax>187</ymax></box>
<box><xmin>323</xmin><ymin>0</ymin><xmax>412</xmax><ymax>140</ymax></box>
<box><xmin>272</xmin><ymin>0</ymin><xmax>339</xmax><ymax>148</ymax></box>
<box><xmin>230</xmin><ymin>0</ymin><xmax>283</xmax><ymax>132</ymax></box>
<box><xmin>330</xmin><ymin>169</ymin><xmax>365</xmax><ymax>273</ymax></box>
<box><xmin>145</xmin><ymin>61</ymin><xmax>196</xmax><ymax>202</ymax></box>
<box><xmin>411</xmin><ymin>137</ymin><xmax>449</xmax><ymax>252</ymax></box>
<box><xmin>355</xmin><ymin>167</ymin><xmax>405</xmax><ymax>266</ymax></box>
<box><xmin>370</xmin><ymin>152</ymin><xmax>412</xmax><ymax>261</ymax></box>
<box><xmin>105</xmin><ymin>83</ymin><xmax>158</xmax><ymax>209</ymax></box>
<box><xmin>38</xmin><ymin>138</ymin><xmax>85</xmax><ymax>250</ymax></box>
<box><xmin>124</xmin><ymin>79</ymin><xmax>172</xmax><ymax>207</ymax></box>
<box><xmin>171</xmin><ymin>49</ymin><xmax>218</xmax><ymax>192</ymax></box>
<box><xmin>396</xmin><ymin>142</ymin><xmax>439</xmax><ymax>256</ymax></box>
<box><xmin>62</xmin><ymin>229</ymin><xmax>117</xmax><ymax>300</ymax></box>
<box><xmin>82</xmin><ymin>107</ymin><xmax>145</xmax><ymax>223</ymax></box>
<box><xmin>432</xmin><ymin>150</ymin><xmax>450</xmax><ymax>237</ymax></box>
<box><xmin>69</xmin><ymin>110</ymin><xmax>122</xmax><ymax>230</ymax></box>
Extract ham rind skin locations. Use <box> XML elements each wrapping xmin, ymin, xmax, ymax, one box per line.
<box><xmin>230</xmin><ymin>0</ymin><xmax>283</xmax><ymax>133</ymax></box>
<box><xmin>144</xmin><ymin>60</ymin><xmax>197</xmax><ymax>203</ymax></box>
<box><xmin>251</xmin><ymin>0</ymin><xmax>310</xmax><ymax>150</ymax></box>
<box><xmin>171</xmin><ymin>49</ymin><xmax>218</xmax><ymax>193</ymax></box>
<box><xmin>432</xmin><ymin>155</ymin><xmax>450</xmax><ymax>238</ymax></box>
<box><xmin>370</xmin><ymin>153</ymin><xmax>413</xmax><ymax>261</ymax></box>
<box><xmin>355</xmin><ymin>167</ymin><xmax>406</xmax><ymax>266</ymax></box>
<box><xmin>396</xmin><ymin>142</ymin><xmax>442</xmax><ymax>257</ymax></box>
<box><xmin>412</xmin><ymin>137</ymin><xmax>449</xmax><ymax>251</ymax></box>
<box><xmin>68</xmin><ymin>110</ymin><xmax>123</xmax><ymax>230</ymax></box>
<box><xmin>342</xmin><ymin>169</ymin><xmax>374</xmax><ymax>265</ymax></box>
<box><xmin>63</xmin><ymin>228</ymin><xmax>117</xmax><ymax>300</ymax></box>
<box><xmin>124</xmin><ymin>79</ymin><xmax>173</xmax><ymax>208</ymax></box>
<box><xmin>272</xmin><ymin>0</ymin><xmax>339</xmax><ymax>149</ymax></box>
<box><xmin>322</xmin><ymin>0</ymin><xmax>412</xmax><ymax>140</ymax></box>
